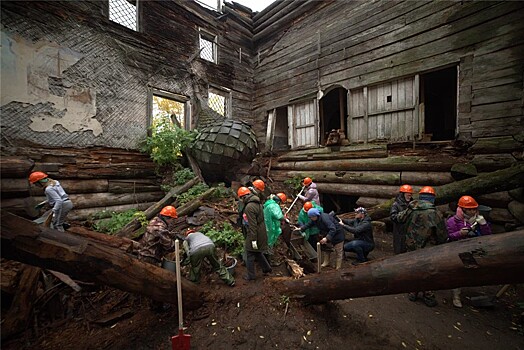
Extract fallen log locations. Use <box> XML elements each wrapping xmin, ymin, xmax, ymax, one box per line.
<box><xmin>68</xmin><ymin>202</ymin><xmax>156</xmax><ymax>221</ymax></box>
<box><xmin>67</xmin><ymin>226</ymin><xmax>139</xmax><ymax>253</ymax></box>
<box><xmin>368</xmin><ymin>163</ymin><xmax>524</xmax><ymax>220</ymax></box>
<box><xmin>1</xmin><ymin>265</ymin><xmax>41</xmax><ymax>340</ymax></box>
<box><xmin>116</xmin><ymin>177</ymin><xmax>200</xmax><ymax>238</ymax></box>
<box><xmin>0</xmin><ymin>211</ymin><xmax>203</xmax><ymax>309</ymax></box>
<box><xmin>273</xmin><ymin>230</ymin><xmax>524</xmax><ymax>303</ymax></box>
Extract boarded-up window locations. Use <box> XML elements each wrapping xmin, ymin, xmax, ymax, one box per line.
<box><xmin>109</xmin><ymin>0</ymin><xmax>138</xmax><ymax>31</ymax></box>
<box><xmin>199</xmin><ymin>29</ymin><xmax>217</xmax><ymax>63</ymax></box>
<box><xmin>288</xmin><ymin>100</ymin><xmax>318</xmax><ymax>149</ymax></box>
<box><xmin>348</xmin><ymin>76</ymin><xmax>420</xmax><ymax>143</ymax></box>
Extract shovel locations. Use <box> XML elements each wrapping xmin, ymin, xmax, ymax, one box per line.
<box><xmin>33</xmin><ymin>209</ymin><xmax>53</xmax><ymax>226</ymax></box>
<box><xmin>171</xmin><ymin>239</ymin><xmax>191</xmax><ymax>350</ymax></box>
<box><xmin>285</xmin><ymin>185</ymin><xmax>305</xmax><ymax>215</ymax></box>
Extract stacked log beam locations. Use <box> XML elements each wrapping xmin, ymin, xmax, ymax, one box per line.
<box><xmin>0</xmin><ymin>147</ymin><xmax>163</xmax><ymax>220</ymax></box>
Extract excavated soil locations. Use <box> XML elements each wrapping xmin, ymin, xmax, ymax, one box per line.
<box><xmin>2</xmin><ymin>229</ymin><xmax>523</xmax><ymax>350</ymax></box>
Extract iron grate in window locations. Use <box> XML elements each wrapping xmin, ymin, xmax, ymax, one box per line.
<box><xmin>199</xmin><ymin>31</ymin><xmax>216</xmax><ymax>63</ymax></box>
<box><xmin>208</xmin><ymin>91</ymin><xmax>226</xmax><ymax>116</ymax></box>
<box><xmin>109</xmin><ymin>0</ymin><xmax>137</xmax><ymax>31</ymax></box>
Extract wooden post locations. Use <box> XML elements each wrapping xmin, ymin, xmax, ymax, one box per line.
<box><xmin>317</xmin><ymin>242</ymin><xmax>321</xmax><ymax>273</ymax></box>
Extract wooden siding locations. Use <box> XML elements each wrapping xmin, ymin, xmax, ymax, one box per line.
<box><xmin>253</xmin><ymin>1</ymin><xmax>524</xmax><ymax>146</ymax></box>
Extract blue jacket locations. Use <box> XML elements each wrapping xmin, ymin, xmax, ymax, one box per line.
<box><xmin>301</xmin><ymin>212</ymin><xmax>344</xmax><ymax>245</ymax></box>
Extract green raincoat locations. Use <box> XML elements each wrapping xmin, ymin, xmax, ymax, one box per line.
<box><xmin>297</xmin><ymin>201</ymin><xmax>324</xmax><ymax>240</ymax></box>
<box><xmin>263</xmin><ymin>198</ymin><xmax>284</xmax><ymax>247</ymax></box>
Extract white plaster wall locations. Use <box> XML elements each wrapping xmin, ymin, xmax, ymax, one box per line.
<box><xmin>1</xmin><ymin>31</ymin><xmax>103</xmax><ymax>136</ymax></box>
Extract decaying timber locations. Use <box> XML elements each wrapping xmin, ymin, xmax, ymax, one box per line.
<box><xmin>1</xmin><ymin>212</ymin><xmax>203</xmax><ymax>309</ymax></box>
<box><xmin>273</xmin><ymin>230</ymin><xmax>524</xmax><ymax>304</ymax></box>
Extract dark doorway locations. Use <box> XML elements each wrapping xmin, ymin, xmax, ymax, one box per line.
<box><xmin>321</xmin><ymin>194</ymin><xmax>357</xmax><ymax>215</ymax></box>
<box><xmin>319</xmin><ymin>87</ymin><xmax>348</xmax><ymax>145</ymax></box>
<box><xmin>273</xmin><ymin>106</ymin><xmax>289</xmax><ymax>151</ymax></box>
<box><xmin>421</xmin><ymin>66</ymin><xmax>457</xmax><ymax>141</ymax></box>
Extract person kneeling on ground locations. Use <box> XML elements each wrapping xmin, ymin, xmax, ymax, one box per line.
<box><xmin>340</xmin><ymin>207</ymin><xmax>375</xmax><ymax>265</ymax></box>
<box><xmin>181</xmin><ymin>229</ymin><xmax>235</xmax><ymax>287</ymax></box>
<box><xmin>138</xmin><ymin>205</ymin><xmax>178</xmax><ymax>266</ymax></box>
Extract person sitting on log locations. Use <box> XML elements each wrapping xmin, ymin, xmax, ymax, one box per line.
<box><xmin>263</xmin><ymin>193</ymin><xmax>287</xmax><ymax>267</ymax></box>
<box><xmin>397</xmin><ymin>186</ymin><xmax>447</xmax><ymax>307</ymax></box>
<box><xmin>297</xmin><ymin>177</ymin><xmax>321</xmax><ymax>206</ymax></box>
<box><xmin>298</xmin><ymin>201</ymin><xmax>324</xmax><ymax>248</ymax></box>
<box><xmin>181</xmin><ymin>229</ymin><xmax>235</xmax><ymax>287</ymax></box>
<box><xmin>339</xmin><ymin>207</ymin><xmax>375</xmax><ymax>265</ymax></box>
<box><xmin>298</xmin><ymin>208</ymin><xmax>345</xmax><ymax>270</ymax></box>
<box><xmin>390</xmin><ymin>184</ymin><xmax>413</xmax><ymax>255</ymax></box>
<box><xmin>446</xmin><ymin>195</ymin><xmax>492</xmax><ymax>308</ymax></box>
<box><xmin>137</xmin><ymin>206</ymin><xmax>178</xmax><ymax>266</ymax></box>
<box><xmin>29</xmin><ymin>171</ymin><xmax>73</xmax><ymax>232</ymax></box>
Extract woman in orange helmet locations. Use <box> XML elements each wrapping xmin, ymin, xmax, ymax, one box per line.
<box><xmin>446</xmin><ymin>195</ymin><xmax>491</xmax><ymax>308</ymax></box>
<box><xmin>29</xmin><ymin>171</ymin><xmax>73</xmax><ymax>232</ymax></box>
<box><xmin>297</xmin><ymin>177</ymin><xmax>320</xmax><ymax>205</ymax></box>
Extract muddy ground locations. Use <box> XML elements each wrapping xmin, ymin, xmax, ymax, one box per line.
<box><xmin>2</xmin><ymin>228</ymin><xmax>522</xmax><ymax>350</ymax></box>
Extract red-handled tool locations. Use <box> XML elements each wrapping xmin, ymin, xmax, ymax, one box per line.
<box><xmin>171</xmin><ymin>239</ymin><xmax>191</xmax><ymax>350</ymax></box>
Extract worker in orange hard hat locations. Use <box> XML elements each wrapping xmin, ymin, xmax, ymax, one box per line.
<box><xmin>237</xmin><ymin>186</ymin><xmax>272</xmax><ymax>280</ymax></box>
<box><xmin>263</xmin><ymin>193</ymin><xmax>287</xmax><ymax>266</ymax></box>
<box><xmin>446</xmin><ymin>195</ymin><xmax>492</xmax><ymax>308</ymax></box>
<box><xmin>137</xmin><ymin>205</ymin><xmax>178</xmax><ymax>266</ymax></box>
<box><xmin>248</xmin><ymin>179</ymin><xmax>267</xmax><ymax>203</ymax></box>
<box><xmin>297</xmin><ymin>177</ymin><xmax>320</xmax><ymax>205</ymax></box>
<box><xmin>29</xmin><ymin>171</ymin><xmax>73</xmax><ymax>232</ymax></box>
<box><xmin>397</xmin><ymin>186</ymin><xmax>447</xmax><ymax>308</ymax></box>
<box><xmin>389</xmin><ymin>184</ymin><xmax>413</xmax><ymax>254</ymax></box>
<box><xmin>297</xmin><ymin>201</ymin><xmax>324</xmax><ymax>248</ymax></box>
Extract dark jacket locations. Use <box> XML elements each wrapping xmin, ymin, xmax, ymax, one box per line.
<box><xmin>341</xmin><ymin>216</ymin><xmax>374</xmax><ymax>245</ymax></box>
<box><xmin>390</xmin><ymin>193</ymin><xmax>410</xmax><ymax>232</ymax></box>
<box><xmin>240</xmin><ymin>193</ymin><xmax>268</xmax><ymax>253</ymax></box>
<box><xmin>301</xmin><ymin>212</ymin><xmax>345</xmax><ymax>245</ymax></box>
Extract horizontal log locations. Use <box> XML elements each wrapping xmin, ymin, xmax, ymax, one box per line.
<box><xmin>26</xmin><ymin>179</ymin><xmax>109</xmax><ymax>196</ymax></box>
<box><xmin>469</xmin><ymin>136</ymin><xmax>524</xmax><ymax>154</ymax></box>
<box><xmin>475</xmin><ymin>191</ymin><xmax>513</xmax><ymax>208</ymax></box>
<box><xmin>28</xmin><ymin>191</ymin><xmax>164</xmax><ymax>210</ymax></box>
<box><xmin>0</xmin><ymin>211</ymin><xmax>203</xmax><ymax>308</ymax></box>
<box><xmin>277</xmin><ymin>149</ymin><xmax>388</xmax><ymax>161</ymax></box>
<box><xmin>273</xmin><ymin>230</ymin><xmax>524</xmax><ymax>303</ymax></box>
<box><xmin>0</xmin><ymin>157</ymin><xmax>34</xmax><ymax>178</ymax></box>
<box><xmin>317</xmin><ymin>183</ymin><xmax>399</xmax><ymax>198</ymax></box>
<box><xmin>108</xmin><ymin>179</ymin><xmax>162</xmax><ymax>194</ymax></box>
<box><xmin>68</xmin><ymin>202</ymin><xmax>156</xmax><ymax>221</ymax></box>
<box><xmin>273</xmin><ymin>156</ymin><xmax>457</xmax><ymax>172</ymax></box>
<box><xmin>0</xmin><ymin>178</ymin><xmax>31</xmax><ymax>197</ymax></box>
<box><xmin>67</xmin><ymin>226</ymin><xmax>139</xmax><ymax>253</ymax></box>
<box><xmin>507</xmin><ymin>201</ymin><xmax>524</xmax><ymax>224</ymax></box>
<box><xmin>271</xmin><ymin>170</ymin><xmax>454</xmax><ymax>186</ymax></box>
<box><xmin>355</xmin><ymin>197</ymin><xmax>387</xmax><ymax>208</ymax></box>
<box><xmin>471</xmin><ymin>154</ymin><xmax>518</xmax><ymax>172</ymax></box>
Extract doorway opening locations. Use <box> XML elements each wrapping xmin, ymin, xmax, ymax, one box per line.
<box><xmin>420</xmin><ymin>66</ymin><xmax>457</xmax><ymax>141</ymax></box>
<box><xmin>319</xmin><ymin>87</ymin><xmax>348</xmax><ymax>146</ymax></box>
<box><xmin>321</xmin><ymin>194</ymin><xmax>357</xmax><ymax>215</ymax></box>
<box><xmin>273</xmin><ymin>106</ymin><xmax>289</xmax><ymax>151</ymax></box>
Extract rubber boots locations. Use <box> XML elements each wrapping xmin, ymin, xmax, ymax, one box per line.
<box><xmin>321</xmin><ymin>252</ymin><xmax>331</xmax><ymax>267</ymax></box>
<box><xmin>335</xmin><ymin>258</ymin><xmax>342</xmax><ymax>270</ymax></box>
<box><xmin>452</xmin><ymin>288</ymin><xmax>462</xmax><ymax>308</ymax></box>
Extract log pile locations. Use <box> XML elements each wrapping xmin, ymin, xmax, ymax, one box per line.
<box><xmin>269</xmin><ymin>141</ymin><xmax>524</xmax><ymax>231</ymax></box>
<box><xmin>0</xmin><ymin>147</ymin><xmax>164</xmax><ymax>221</ymax></box>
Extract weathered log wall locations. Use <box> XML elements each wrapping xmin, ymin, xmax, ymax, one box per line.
<box><xmin>0</xmin><ymin>147</ymin><xmax>164</xmax><ymax>221</ymax></box>
<box><xmin>0</xmin><ymin>0</ymin><xmax>254</xmax><ymax>149</ymax></box>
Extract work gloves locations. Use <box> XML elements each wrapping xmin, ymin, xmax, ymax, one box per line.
<box><xmin>34</xmin><ymin>201</ymin><xmax>47</xmax><ymax>210</ymax></box>
<box><xmin>251</xmin><ymin>241</ymin><xmax>258</xmax><ymax>250</ymax></box>
<box><xmin>475</xmin><ymin>215</ymin><xmax>487</xmax><ymax>225</ymax></box>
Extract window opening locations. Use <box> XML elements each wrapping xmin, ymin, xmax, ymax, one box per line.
<box><xmin>208</xmin><ymin>86</ymin><xmax>230</xmax><ymax>117</ymax></box>
<box><xmin>420</xmin><ymin>66</ymin><xmax>457</xmax><ymax>141</ymax></box>
<box><xmin>319</xmin><ymin>87</ymin><xmax>348</xmax><ymax>146</ymax></box>
<box><xmin>199</xmin><ymin>30</ymin><xmax>217</xmax><ymax>63</ymax></box>
<box><xmin>273</xmin><ymin>107</ymin><xmax>289</xmax><ymax>151</ymax></box>
<box><xmin>150</xmin><ymin>90</ymin><xmax>190</xmax><ymax>131</ymax></box>
<box><xmin>109</xmin><ymin>0</ymin><xmax>138</xmax><ymax>31</ymax></box>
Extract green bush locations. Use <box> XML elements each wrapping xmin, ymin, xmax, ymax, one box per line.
<box><xmin>284</xmin><ymin>175</ymin><xmax>307</xmax><ymax>193</ymax></box>
<box><xmin>142</xmin><ymin>117</ymin><xmax>196</xmax><ymax>166</ymax></box>
<box><xmin>161</xmin><ymin>168</ymin><xmax>196</xmax><ymax>192</ymax></box>
<box><xmin>93</xmin><ymin>209</ymin><xmax>147</xmax><ymax>235</ymax></box>
<box><xmin>202</xmin><ymin>221</ymin><xmax>244</xmax><ymax>257</ymax></box>
<box><xmin>177</xmin><ymin>183</ymin><xmax>209</xmax><ymax>205</ymax></box>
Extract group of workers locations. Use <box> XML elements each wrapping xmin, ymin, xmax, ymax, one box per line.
<box><xmin>390</xmin><ymin>184</ymin><xmax>492</xmax><ymax>308</ymax></box>
<box><xmin>28</xmin><ymin>171</ymin><xmax>492</xmax><ymax>309</ymax></box>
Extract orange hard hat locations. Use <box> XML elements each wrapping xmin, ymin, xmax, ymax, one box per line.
<box><xmin>303</xmin><ymin>202</ymin><xmax>313</xmax><ymax>212</ymax></box>
<box><xmin>237</xmin><ymin>186</ymin><xmax>251</xmax><ymax>198</ymax></box>
<box><xmin>399</xmin><ymin>184</ymin><xmax>413</xmax><ymax>193</ymax></box>
<box><xmin>29</xmin><ymin>171</ymin><xmax>48</xmax><ymax>184</ymax></box>
<box><xmin>419</xmin><ymin>186</ymin><xmax>436</xmax><ymax>196</ymax></box>
<box><xmin>160</xmin><ymin>205</ymin><xmax>178</xmax><ymax>218</ymax></box>
<box><xmin>252</xmin><ymin>179</ymin><xmax>265</xmax><ymax>191</ymax></box>
<box><xmin>186</xmin><ymin>229</ymin><xmax>196</xmax><ymax>235</ymax></box>
<box><xmin>303</xmin><ymin>177</ymin><xmax>313</xmax><ymax>186</ymax></box>
<box><xmin>458</xmin><ymin>195</ymin><xmax>478</xmax><ymax>209</ymax></box>
<box><xmin>276</xmin><ymin>192</ymin><xmax>287</xmax><ymax>203</ymax></box>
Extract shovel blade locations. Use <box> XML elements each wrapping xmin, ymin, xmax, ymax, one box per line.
<box><xmin>171</xmin><ymin>331</ymin><xmax>191</xmax><ymax>350</ymax></box>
